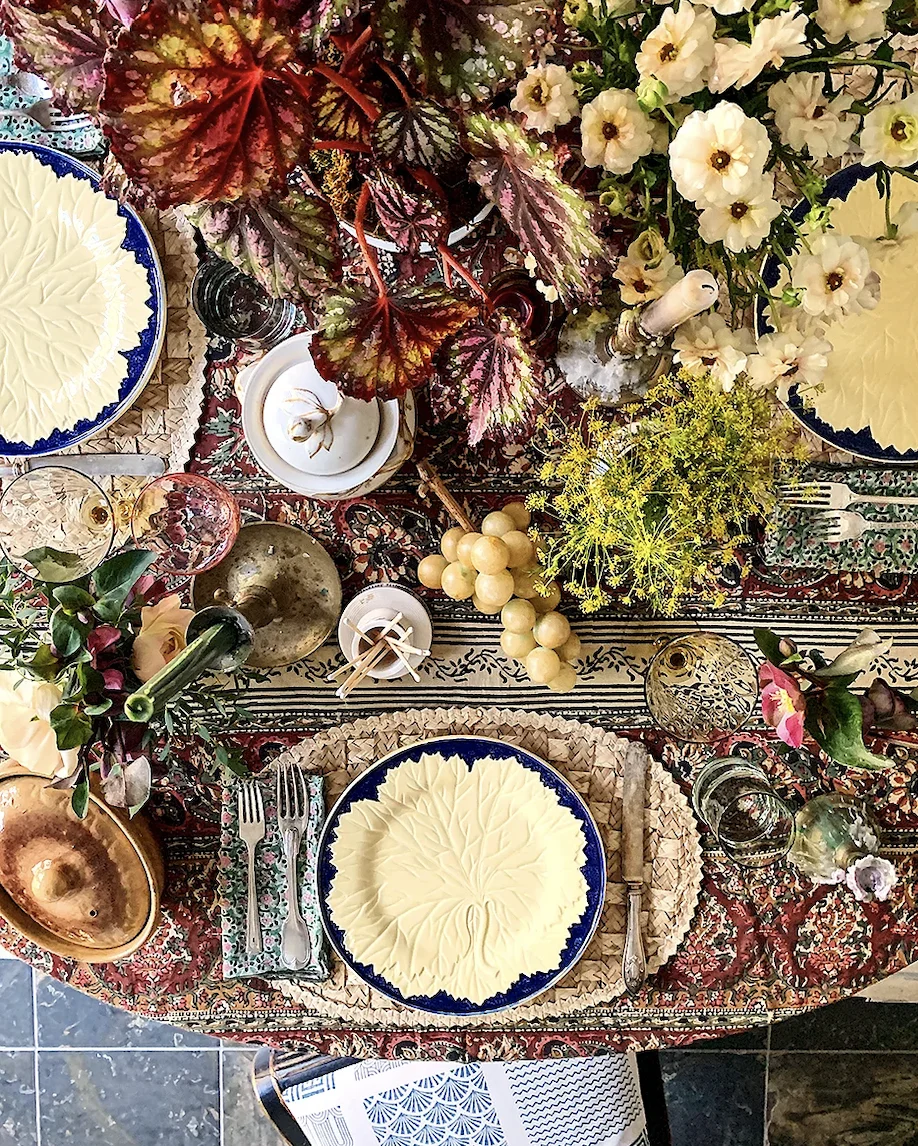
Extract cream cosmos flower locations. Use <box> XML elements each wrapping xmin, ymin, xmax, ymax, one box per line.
<box><xmin>580</xmin><ymin>88</ymin><xmax>655</xmax><ymax>173</ymax></box>
<box><xmin>669</xmin><ymin>102</ymin><xmax>770</xmax><ymax>206</ymax></box>
<box><xmin>768</xmin><ymin>74</ymin><xmax>856</xmax><ymax>159</ymax></box>
<box><xmin>131</xmin><ymin>594</ymin><xmax>195</xmax><ymax>683</ymax></box>
<box><xmin>636</xmin><ymin>2</ymin><xmax>716</xmax><ymax>101</ymax></box>
<box><xmin>860</xmin><ymin>95</ymin><xmax>918</xmax><ymax>168</ymax></box>
<box><xmin>792</xmin><ymin>233</ymin><xmax>880</xmax><ymax>320</ymax></box>
<box><xmin>0</xmin><ymin>672</ymin><xmax>79</xmax><ymax>779</ymax></box>
<box><xmin>816</xmin><ymin>0</ymin><xmax>890</xmax><ymax>43</ymax></box>
<box><xmin>672</xmin><ymin>314</ymin><xmax>754</xmax><ymax>390</ymax></box>
<box><xmin>746</xmin><ymin>321</ymin><xmax>833</xmax><ymax>400</ymax></box>
<box><xmin>511</xmin><ymin>64</ymin><xmax>580</xmax><ymax>133</ymax></box>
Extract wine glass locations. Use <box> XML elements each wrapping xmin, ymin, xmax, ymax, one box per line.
<box><xmin>0</xmin><ymin>467</ymin><xmax>115</xmax><ymax>583</ymax></box>
<box><xmin>131</xmin><ymin>473</ymin><xmax>240</xmax><ymax>577</ymax></box>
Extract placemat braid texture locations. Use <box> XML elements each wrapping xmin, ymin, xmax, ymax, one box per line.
<box><xmin>271</xmin><ymin>707</ymin><xmax>704</xmax><ymax>1030</ymax></box>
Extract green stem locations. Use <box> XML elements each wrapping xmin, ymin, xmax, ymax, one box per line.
<box><xmin>123</xmin><ymin>622</ymin><xmax>239</xmax><ymax>724</ymax></box>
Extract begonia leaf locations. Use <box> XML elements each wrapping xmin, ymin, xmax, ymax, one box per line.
<box><xmin>187</xmin><ymin>188</ymin><xmax>342</xmax><ymax>306</ymax></box>
<box><xmin>371</xmin><ymin>100</ymin><xmax>462</xmax><ymax>171</ymax></box>
<box><xmin>312</xmin><ymin>75</ymin><xmax>378</xmax><ymax>142</ymax></box>
<box><xmin>311</xmin><ymin>282</ymin><xmax>476</xmax><ymax>400</ymax></box>
<box><xmin>466</xmin><ymin>115</ymin><xmax>607</xmax><ymax>304</ymax></box>
<box><xmin>100</xmin><ymin>0</ymin><xmax>315</xmax><ymax>208</ymax></box>
<box><xmin>0</xmin><ymin>0</ymin><xmax>116</xmax><ymax>112</ymax></box>
<box><xmin>277</xmin><ymin>0</ymin><xmax>359</xmax><ymax>47</ymax></box>
<box><xmin>441</xmin><ymin>314</ymin><xmax>542</xmax><ymax>444</ymax></box>
<box><xmin>365</xmin><ymin>170</ymin><xmax>448</xmax><ymax>254</ymax></box>
<box><xmin>374</xmin><ymin>0</ymin><xmax>550</xmax><ymax>104</ymax></box>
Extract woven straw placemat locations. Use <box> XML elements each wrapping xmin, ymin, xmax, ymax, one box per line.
<box><xmin>271</xmin><ymin>707</ymin><xmax>703</xmax><ymax>1029</ymax></box>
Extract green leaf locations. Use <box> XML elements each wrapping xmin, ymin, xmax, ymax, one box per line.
<box><xmin>805</xmin><ymin>686</ymin><xmax>888</xmax><ymax>771</ymax></box>
<box><xmin>21</xmin><ymin>546</ymin><xmax>84</xmax><ymax>583</ymax></box>
<box><xmin>50</xmin><ymin>610</ymin><xmax>83</xmax><ymax>658</ymax></box>
<box><xmin>71</xmin><ymin>775</ymin><xmax>90</xmax><ymax>820</ymax></box>
<box><xmin>84</xmin><ymin>698</ymin><xmax>113</xmax><ymax>717</ymax></box>
<box><xmin>50</xmin><ymin>703</ymin><xmax>94</xmax><ymax>750</ymax></box>
<box><xmin>24</xmin><ymin>644</ymin><xmax>59</xmax><ymax>683</ymax></box>
<box><xmin>92</xmin><ymin>550</ymin><xmax>155</xmax><ymax>621</ymax></box>
<box><xmin>371</xmin><ymin>100</ymin><xmax>462</xmax><ymax>172</ymax></box>
<box><xmin>753</xmin><ymin>628</ymin><xmax>783</xmax><ymax>666</ymax></box>
<box><xmin>53</xmin><ymin>585</ymin><xmax>95</xmax><ymax>615</ymax></box>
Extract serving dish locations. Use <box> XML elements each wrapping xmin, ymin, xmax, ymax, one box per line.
<box><xmin>316</xmin><ymin>734</ymin><xmax>606</xmax><ymax>1016</ymax></box>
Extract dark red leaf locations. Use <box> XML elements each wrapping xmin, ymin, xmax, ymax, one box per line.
<box><xmin>365</xmin><ymin>170</ymin><xmax>448</xmax><ymax>254</ymax></box>
<box><xmin>371</xmin><ymin>100</ymin><xmax>461</xmax><ymax>171</ymax></box>
<box><xmin>100</xmin><ymin>0</ymin><xmax>315</xmax><ymax>208</ymax></box>
<box><xmin>311</xmin><ymin>283</ymin><xmax>476</xmax><ymax>400</ymax></box>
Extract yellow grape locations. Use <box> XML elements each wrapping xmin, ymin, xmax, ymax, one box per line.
<box><xmin>532</xmin><ymin>581</ymin><xmax>561</xmax><ymax>614</ymax></box>
<box><xmin>558</xmin><ymin>632</ymin><xmax>582</xmax><ymax>663</ymax></box>
<box><xmin>472</xmin><ymin>593</ymin><xmax>503</xmax><ymax>614</ymax></box>
<box><xmin>481</xmin><ymin>510</ymin><xmax>515</xmax><ymax>537</ymax></box>
<box><xmin>470</xmin><ymin>535</ymin><xmax>510</xmax><ymax>574</ymax></box>
<box><xmin>502</xmin><ymin>502</ymin><xmax>530</xmax><ymax>530</ymax></box>
<box><xmin>417</xmin><ymin>554</ymin><xmax>448</xmax><ymax>589</ymax></box>
<box><xmin>512</xmin><ymin>567</ymin><xmax>540</xmax><ymax>599</ymax></box>
<box><xmin>440</xmin><ymin>562</ymin><xmax>476</xmax><ymax>600</ymax></box>
<box><xmin>500</xmin><ymin>629</ymin><xmax>537</xmax><ymax>659</ymax></box>
<box><xmin>548</xmin><ymin>664</ymin><xmax>578</xmax><ymax>693</ymax></box>
<box><xmin>474</xmin><ymin>570</ymin><xmax>515</xmax><ymax>608</ymax></box>
<box><xmin>525</xmin><ymin>647</ymin><xmax>562</xmax><ymax>684</ymax></box>
<box><xmin>533</xmin><ymin>611</ymin><xmax>571</xmax><ymax>649</ymax></box>
<box><xmin>440</xmin><ymin>527</ymin><xmax>466</xmax><ymax>562</ymax></box>
<box><xmin>456</xmin><ymin>531</ymin><xmax>483</xmax><ymax>567</ymax></box>
<box><xmin>502</xmin><ymin>530</ymin><xmax>535</xmax><ymax>568</ymax></box>
<box><xmin>501</xmin><ymin>597</ymin><xmax>536</xmax><ymax>634</ymax></box>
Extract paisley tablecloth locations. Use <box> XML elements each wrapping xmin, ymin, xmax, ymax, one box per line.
<box><xmin>3</xmin><ymin>335</ymin><xmax>918</xmax><ymax>1060</ymax></box>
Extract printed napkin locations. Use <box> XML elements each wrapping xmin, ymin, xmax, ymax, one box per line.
<box><xmin>218</xmin><ymin>770</ymin><xmax>330</xmax><ymax>982</ymax></box>
<box><xmin>764</xmin><ymin>463</ymin><xmax>918</xmax><ymax>573</ymax></box>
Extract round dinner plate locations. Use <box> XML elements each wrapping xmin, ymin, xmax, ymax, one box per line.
<box><xmin>0</xmin><ymin>141</ymin><xmax>166</xmax><ymax>457</ymax></box>
<box><xmin>316</xmin><ymin>734</ymin><xmax>607</xmax><ymax>1016</ymax></box>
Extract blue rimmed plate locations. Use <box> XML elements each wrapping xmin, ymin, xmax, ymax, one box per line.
<box><xmin>757</xmin><ymin>162</ymin><xmax>918</xmax><ymax>465</ymax></box>
<box><xmin>0</xmin><ymin>140</ymin><xmax>165</xmax><ymax>457</ymax></box>
<box><xmin>316</xmin><ymin>735</ymin><xmax>607</xmax><ymax>1016</ymax></box>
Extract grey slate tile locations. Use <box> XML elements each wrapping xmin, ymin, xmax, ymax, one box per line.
<box><xmin>0</xmin><ymin>962</ymin><xmax>33</xmax><ymax>1049</ymax></box>
<box><xmin>221</xmin><ymin>1050</ymin><xmax>285</xmax><ymax>1146</ymax></box>
<box><xmin>0</xmin><ymin>1052</ymin><xmax>36</xmax><ymax>1146</ymax></box>
<box><xmin>660</xmin><ymin>1051</ymin><xmax>766</xmax><ymax>1146</ymax></box>
<box><xmin>771</xmin><ymin>998</ymin><xmax>918</xmax><ymax>1052</ymax></box>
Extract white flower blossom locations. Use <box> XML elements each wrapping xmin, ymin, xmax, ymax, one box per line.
<box><xmin>511</xmin><ymin>64</ymin><xmax>580</xmax><ymax>133</ymax></box>
<box><xmin>636</xmin><ymin>2</ymin><xmax>716</xmax><ymax>101</ymax></box>
<box><xmin>792</xmin><ymin>233</ymin><xmax>880</xmax><ymax>320</ymax></box>
<box><xmin>746</xmin><ymin>321</ymin><xmax>832</xmax><ymax>400</ymax></box>
<box><xmin>695</xmin><ymin>0</ymin><xmax>753</xmax><ymax>16</ymax></box>
<box><xmin>708</xmin><ymin>39</ymin><xmax>761</xmax><ymax>93</ymax></box>
<box><xmin>698</xmin><ymin>175</ymin><xmax>781</xmax><ymax>251</ymax></box>
<box><xmin>613</xmin><ymin>250</ymin><xmax>684</xmax><ymax>304</ymax></box>
<box><xmin>751</xmin><ymin>8</ymin><xmax>809</xmax><ymax>68</ymax></box>
<box><xmin>846</xmin><ymin>855</ymin><xmax>898</xmax><ymax>903</ymax></box>
<box><xmin>672</xmin><ymin>313</ymin><xmax>755</xmax><ymax>390</ymax></box>
<box><xmin>860</xmin><ymin>95</ymin><xmax>918</xmax><ymax>168</ymax></box>
<box><xmin>816</xmin><ymin>0</ymin><xmax>890</xmax><ymax>42</ymax></box>
<box><xmin>580</xmin><ymin>88</ymin><xmax>655</xmax><ymax>173</ymax></box>
<box><xmin>669</xmin><ymin>102</ymin><xmax>771</xmax><ymax>206</ymax></box>
<box><xmin>893</xmin><ymin>201</ymin><xmax>918</xmax><ymax>238</ymax></box>
<box><xmin>768</xmin><ymin>74</ymin><xmax>856</xmax><ymax>159</ymax></box>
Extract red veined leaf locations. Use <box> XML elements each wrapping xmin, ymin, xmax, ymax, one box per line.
<box><xmin>278</xmin><ymin>0</ymin><xmax>360</xmax><ymax>47</ymax></box>
<box><xmin>371</xmin><ymin>100</ymin><xmax>461</xmax><ymax>171</ymax></box>
<box><xmin>374</xmin><ymin>0</ymin><xmax>550</xmax><ymax>105</ymax></box>
<box><xmin>102</xmin><ymin>0</ymin><xmax>145</xmax><ymax>24</ymax></box>
<box><xmin>187</xmin><ymin>188</ymin><xmax>342</xmax><ymax>309</ymax></box>
<box><xmin>0</xmin><ymin>0</ymin><xmax>117</xmax><ymax>113</ymax></box>
<box><xmin>311</xmin><ymin>283</ymin><xmax>476</xmax><ymax>400</ymax></box>
<box><xmin>100</xmin><ymin>0</ymin><xmax>315</xmax><ymax>208</ymax></box>
<box><xmin>440</xmin><ymin>314</ymin><xmax>543</xmax><ymax>445</ymax></box>
<box><xmin>365</xmin><ymin>170</ymin><xmax>448</xmax><ymax>254</ymax></box>
<box><xmin>466</xmin><ymin>115</ymin><xmax>608</xmax><ymax>304</ymax></box>
<box><xmin>312</xmin><ymin>75</ymin><xmax>379</xmax><ymax>143</ymax></box>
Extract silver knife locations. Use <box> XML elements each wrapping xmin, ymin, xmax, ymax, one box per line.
<box><xmin>0</xmin><ymin>454</ymin><xmax>166</xmax><ymax>479</ymax></box>
<box><xmin>621</xmin><ymin>740</ymin><xmax>648</xmax><ymax>996</ymax></box>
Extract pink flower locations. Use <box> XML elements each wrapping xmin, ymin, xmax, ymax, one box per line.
<box><xmin>131</xmin><ymin>594</ymin><xmax>195</xmax><ymax>683</ymax></box>
<box><xmin>759</xmin><ymin>662</ymin><xmax>806</xmax><ymax>748</ymax></box>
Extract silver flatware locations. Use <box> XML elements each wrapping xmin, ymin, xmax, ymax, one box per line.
<box><xmin>0</xmin><ymin>454</ymin><xmax>166</xmax><ymax>479</ymax></box>
<box><xmin>778</xmin><ymin>480</ymin><xmax>918</xmax><ymax>512</ymax></box>
<box><xmin>621</xmin><ymin>740</ymin><xmax>647</xmax><ymax>996</ymax></box>
<box><xmin>811</xmin><ymin>509</ymin><xmax>918</xmax><ymax>544</ymax></box>
<box><xmin>237</xmin><ymin>780</ymin><xmax>266</xmax><ymax>955</ymax></box>
<box><xmin>276</xmin><ymin>762</ymin><xmax>312</xmax><ymax>971</ymax></box>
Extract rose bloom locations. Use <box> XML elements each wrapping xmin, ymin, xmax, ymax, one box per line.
<box><xmin>792</xmin><ymin>233</ymin><xmax>880</xmax><ymax>320</ymax></box>
<box><xmin>816</xmin><ymin>0</ymin><xmax>890</xmax><ymax>43</ymax></box>
<box><xmin>580</xmin><ymin>89</ymin><xmax>654</xmax><ymax>174</ymax></box>
<box><xmin>698</xmin><ymin>175</ymin><xmax>781</xmax><ymax>252</ymax></box>
<box><xmin>746</xmin><ymin>322</ymin><xmax>832</xmax><ymax>400</ymax></box>
<box><xmin>635</xmin><ymin>2</ymin><xmax>716</xmax><ymax>101</ymax></box>
<box><xmin>759</xmin><ymin>662</ymin><xmax>806</xmax><ymax>749</ymax></box>
<box><xmin>671</xmin><ymin>313</ymin><xmax>754</xmax><ymax>390</ymax></box>
<box><xmin>768</xmin><ymin>74</ymin><xmax>855</xmax><ymax>160</ymax></box>
<box><xmin>131</xmin><ymin>594</ymin><xmax>196</xmax><ymax>683</ymax></box>
<box><xmin>511</xmin><ymin>64</ymin><xmax>579</xmax><ymax>134</ymax></box>
<box><xmin>0</xmin><ymin>672</ymin><xmax>79</xmax><ymax>778</ymax></box>
<box><xmin>669</xmin><ymin>102</ymin><xmax>770</xmax><ymax>206</ymax></box>
<box><xmin>860</xmin><ymin>95</ymin><xmax>918</xmax><ymax>168</ymax></box>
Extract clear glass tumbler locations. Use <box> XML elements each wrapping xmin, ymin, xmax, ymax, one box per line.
<box><xmin>191</xmin><ymin>257</ymin><xmax>297</xmax><ymax>348</ymax></box>
<box><xmin>692</xmin><ymin>756</ymin><xmax>796</xmax><ymax>868</ymax></box>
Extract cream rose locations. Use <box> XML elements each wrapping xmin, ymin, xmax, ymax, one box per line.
<box><xmin>0</xmin><ymin>672</ymin><xmax>79</xmax><ymax>778</ymax></box>
<box><xmin>131</xmin><ymin>594</ymin><xmax>195</xmax><ymax>683</ymax></box>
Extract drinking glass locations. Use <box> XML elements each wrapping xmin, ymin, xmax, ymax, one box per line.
<box><xmin>131</xmin><ymin>473</ymin><xmax>240</xmax><ymax>577</ymax></box>
<box><xmin>692</xmin><ymin>756</ymin><xmax>796</xmax><ymax>867</ymax></box>
<box><xmin>191</xmin><ymin>257</ymin><xmax>297</xmax><ymax>348</ymax></box>
<box><xmin>0</xmin><ymin>467</ymin><xmax>114</xmax><ymax>583</ymax></box>
<box><xmin>645</xmin><ymin>632</ymin><xmax>759</xmax><ymax>743</ymax></box>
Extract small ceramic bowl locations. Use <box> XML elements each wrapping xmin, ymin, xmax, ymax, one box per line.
<box><xmin>338</xmin><ymin>586</ymin><xmax>433</xmax><ymax>680</ymax></box>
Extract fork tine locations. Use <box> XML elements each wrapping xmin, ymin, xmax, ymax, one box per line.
<box><xmin>253</xmin><ymin>780</ymin><xmax>265</xmax><ymax>824</ymax></box>
<box><xmin>294</xmin><ymin>765</ymin><xmax>307</xmax><ymax>820</ymax></box>
<box><xmin>237</xmin><ymin>784</ymin><xmax>246</xmax><ymax>824</ymax></box>
<box><xmin>276</xmin><ymin>764</ymin><xmax>285</xmax><ymax>820</ymax></box>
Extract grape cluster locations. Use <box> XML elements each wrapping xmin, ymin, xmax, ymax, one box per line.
<box><xmin>417</xmin><ymin>502</ymin><xmax>581</xmax><ymax>692</ymax></box>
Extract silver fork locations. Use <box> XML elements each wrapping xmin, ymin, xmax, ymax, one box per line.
<box><xmin>277</xmin><ymin>762</ymin><xmax>312</xmax><ymax>971</ymax></box>
<box><xmin>237</xmin><ymin>781</ymin><xmax>266</xmax><ymax>955</ymax></box>
<box><xmin>778</xmin><ymin>480</ymin><xmax>918</xmax><ymax>511</ymax></box>
<box><xmin>811</xmin><ymin>509</ymin><xmax>918</xmax><ymax>543</ymax></box>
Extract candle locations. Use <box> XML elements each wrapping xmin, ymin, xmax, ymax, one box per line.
<box><xmin>639</xmin><ymin>270</ymin><xmax>718</xmax><ymax>337</ymax></box>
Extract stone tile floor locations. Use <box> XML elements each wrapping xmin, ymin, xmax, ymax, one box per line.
<box><xmin>1</xmin><ymin>944</ymin><xmax>917</xmax><ymax>1146</ymax></box>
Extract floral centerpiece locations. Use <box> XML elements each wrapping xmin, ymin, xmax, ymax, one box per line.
<box><xmin>0</xmin><ymin>550</ymin><xmax>252</xmax><ymax>816</ymax></box>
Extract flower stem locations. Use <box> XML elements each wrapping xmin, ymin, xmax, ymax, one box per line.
<box><xmin>311</xmin><ymin>138</ymin><xmax>372</xmax><ymax>153</ymax></box>
<box><xmin>340</xmin><ymin>25</ymin><xmax>373</xmax><ymax>72</ymax></box>
<box><xmin>437</xmin><ymin>244</ymin><xmax>491</xmax><ymax>306</ymax></box>
<box><xmin>312</xmin><ymin>61</ymin><xmax>381</xmax><ymax>122</ymax></box>
<box><xmin>377</xmin><ymin>59</ymin><xmax>413</xmax><ymax>105</ymax></box>
<box><xmin>355</xmin><ymin>184</ymin><xmax>388</xmax><ymax>297</ymax></box>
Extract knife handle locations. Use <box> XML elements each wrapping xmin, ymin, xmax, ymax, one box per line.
<box><xmin>622</xmin><ymin>885</ymin><xmax>647</xmax><ymax>996</ymax></box>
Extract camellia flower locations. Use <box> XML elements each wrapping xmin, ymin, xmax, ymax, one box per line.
<box><xmin>845</xmin><ymin>855</ymin><xmax>898</xmax><ymax>903</ymax></box>
<box><xmin>131</xmin><ymin>593</ymin><xmax>196</xmax><ymax>683</ymax></box>
<box><xmin>746</xmin><ymin>321</ymin><xmax>832</xmax><ymax>400</ymax></box>
<box><xmin>614</xmin><ymin>250</ymin><xmax>684</xmax><ymax>304</ymax></box>
<box><xmin>816</xmin><ymin>0</ymin><xmax>891</xmax><ymax>43</ymax></box>
<box><xmin>0</xmin><ymin>672</ymin><xmax>79</xmax><ymax>779</ymax></box>
<box><xmin>860</xmin><ymin>95</ymin><xmax>918</xmax><ymax>168</ymax></box>
<box><xmin>758</xmin><ymin>662</ymin><xmax>806</xmax><ymax>749</ymax></box>
<box><xmin>791</xmin><ymin>233</ymin><xmax>880</xmax><ymax>320</ymax></box>
<box><xmin>580</xmin><ymin>88</ymin><xmax>655</xmax><ymax>174</ymax></box>
<box><xmin>698</xmin><ymin>175</ymin><xmax>781</xmax><ymax>252</ymax></box>
<box><xmin>671</xmin><ymin>313</ymin><xmax>754</xmax><ymax>390</ymax></box>
<box><xmin>768</xmin><ymin>74</ymin><xmax>856</xmax><ymax>159</ymax></box>
<box><xmin>635</xmin><ymin>2</ymin><xmax>716</xmax><ymax>102</ymax></box>
<box><xmin>669</xmin><ymin>102</ymin><xmax>770</xmax><ymax>206</ymax></box>
<box><xmin>511</xmin><ymin>64</ymin><xmax>579</xmax><ymax>133</ymax></box>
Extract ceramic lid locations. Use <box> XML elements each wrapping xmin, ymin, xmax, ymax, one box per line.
<box><xmin>262</xmin><ymin>361</ymin><xmax>380</xmax><ymax>477</ymax></box>
<box><xmin>0</xmin><ymin>774</ymin><xmax>152</xmax><ymax>950</ymax></box>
